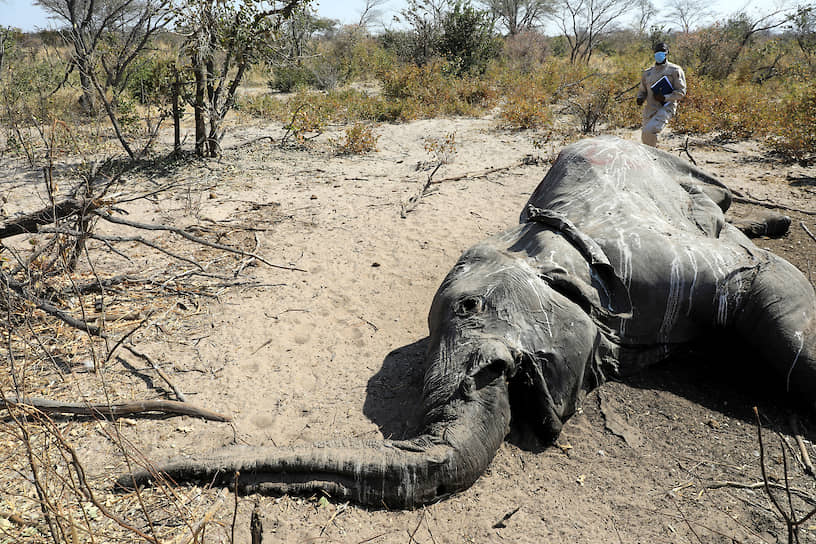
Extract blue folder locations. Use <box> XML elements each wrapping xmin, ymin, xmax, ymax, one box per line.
<box><xmin>650</xmin><ymin>76</ymin><xmax>674</xmax><ymax>96</ymax></box>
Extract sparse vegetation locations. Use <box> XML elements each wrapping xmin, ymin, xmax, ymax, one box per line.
<box><xmin>2</xmin><ymin>1</ymin><xmax>816</xmax><ymax>541</ymax></box>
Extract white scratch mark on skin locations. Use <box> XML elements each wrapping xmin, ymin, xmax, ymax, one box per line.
<box><xmin>519</xmin><ymin>261</ymin><xmax>554</xmax><ymax>338</ymax></box>
<box><xmin>616</xmin><ymin>229</ymin><xmax>633</xmax><ymax>336</ymax></box>
<box><xmin>684</xmin><ymin>248</ymin><xmax>699</xmax><ymax>316</ymax></box>
<box><xmin>716</xmin><ymin>292</ymin><xmax>728</xmax><ymax>326</ymax></box>
<box><xmin>699</xmin><ymin>250</ymin><xmax>732</xmax><ymax>327</ymax></box>
<box><xmin>660</xmin><ymin>255</ymin><xmax>683</xmax><ymax>340</ymax></box>
<box><xmin>786</xmin><ymin>331</ymin><xmax>805</xmax><ymax>392</ymax></box>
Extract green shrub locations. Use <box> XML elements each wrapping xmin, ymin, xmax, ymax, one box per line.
<box><xmin>380</xmin><ymin>61</ymin><xmax>494</xmax><ymax>118</ymax></box>
<box><xmin>437</xmin><ymin>1</ymin><xmax>500</xmax><ymax>75</ymax></box>
<box><xmin>333</xmin><ymin>122</ymin><xmax>379</xmax><ymax>154</ymax></box>
<box><xmin>237</xmin><ymin>93</ymin><xmax>289</xmax><ymax>118</ymax></box>
<box><xmin>125</xmin><ymin>55</ymin><xmax>176</xmax><ymax>105</ymax></box>
<box><xmin>269</xmin><ymin>64</ymin><xmax>317</xmax><ymax>93</ymax></box>
<box><xmin>498</xmin><ymin>85</ymin><xmax>551</xmax><ymax>129</ymax></box>
<box><xmin>672</xmin><ymin>75</ymin><xmax>771</xmax><ymax>139</ymax></box>
<box><xmin>768</xmin><ymin>84</ymin><xmax>816</xmax><ymax>163</ymax></box>
<box><xmin>322</xmin><ymin>29</ymin><xmax>396</xmax><ymax>82</ymax></box>
<box><xmin>281</xmin><ymin>101</ymin><xmax>327</xmax><ymax>144</ymax></box>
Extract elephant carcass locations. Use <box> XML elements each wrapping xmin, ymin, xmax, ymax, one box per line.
<box><xmin>118</xmin><ymin>136</ymin><xmax>816</xmax><ymax>508</ymax></box>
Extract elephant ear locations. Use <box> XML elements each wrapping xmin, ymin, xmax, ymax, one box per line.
<box><xmin>542</xmin><ymin>264</ymin><xmax>631</xmax><ymax>320</ymax></box>
<box><xmin>526</xmin><ymin>206</ymin><xmax>632</xmax><ymax>319</ymax></box>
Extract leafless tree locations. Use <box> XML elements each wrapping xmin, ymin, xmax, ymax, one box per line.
<box><xmin>36</xmin><ymin>0</ymin><xmax>171</xmax><ymax>111</ymax></box>
<box><xmin>35</xmin><ymin>0</ymin><xmax>172</xmax><ymax>158</ymax></box>
<box><xmin>358</xmin><ymin>0</ymin><xmax>390</xmax><ymax>28</ymax></box>
<box><xmin>634</xmin><ymin>0</ymin><xmax>656</xmax><ymax>35</ymax></box>
<box><xmin>0</xmin><ymin>28</ymin><xmax>8</xmax><ymax>72</ymax></box>
<box><xmin>479</xmin><ymin>0</ymin><xmax>554</xmax><ymax>35</ymax></box>
<box><xmin>722</xmin><ymin>7</ymin><xmax>791</xmax><ymax>77</ymax></box>
<box><xmin>789</xmin><ymin>3</ymin><xmax>815</xmax><ymax>71</ymax></box>
<box><xmin>663</xmin><ymin>0</ymin><xmax>713</xmax><ymax>33</ymax></box>
<box><xmin>549</xmin><ymin>0</ymin><xmax>638</xmax><ymax>63</ymax></box>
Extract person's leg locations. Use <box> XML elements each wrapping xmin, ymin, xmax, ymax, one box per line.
<box><xmin>642</xmin><ymin>106</ymin><xmax>675</xmax><ymax>147</ymax></box>
<box><xmin>641</xmin><ymin>129</ymin><xmax>657</xmax><ymax>146</ymax></box>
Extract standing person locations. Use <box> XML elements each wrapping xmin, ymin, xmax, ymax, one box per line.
<box><xmin>636</xmin><ymin>42</ymin><xmax>686</xmax><ymax>147</ymax></box>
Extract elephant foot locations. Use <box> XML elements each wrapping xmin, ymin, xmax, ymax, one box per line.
<box><xmin>730</xmin><ymin>212</ymin><xmax>791</xmax><ymax>238</ymax></box>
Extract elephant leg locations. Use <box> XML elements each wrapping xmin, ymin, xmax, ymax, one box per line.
<box><xmin>729</xmin><ymin>213</ymin><xmax>791</xmax><ymax>238</ymax></box>
<box><xmin>734</xmin><ymin>256</ymin><xmax>816</xmax><ymax>403</ymax></box>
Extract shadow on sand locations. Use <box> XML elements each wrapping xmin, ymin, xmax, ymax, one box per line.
<box><xmin>363</xmin><ymin>337</ymin><xmax>429</xmax><ymax>440</ymax></box>
<box><xmin>361</xmin><ymin>333</ymin><xmax>813</xmax><ymax>450</ymax></box>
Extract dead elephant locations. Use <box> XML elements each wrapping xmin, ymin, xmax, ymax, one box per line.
<box><xmin>118</xmin><ymin>136</ymin><xmax>816</xmax><ymax>508</ymax></box>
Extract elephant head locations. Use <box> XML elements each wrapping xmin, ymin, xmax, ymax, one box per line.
<box><xmin>118</xmin><ymin>221</ymin><xmax>630</xmax><ymax>508</ymax></box>
<box><xmin>423</xmin><ymin>220</ymin><xmax>630</xmax><ymax>447</ymax></box>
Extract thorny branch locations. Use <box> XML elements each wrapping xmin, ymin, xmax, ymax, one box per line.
<box><xmin>754</xmin><ymin>407</ymin><xmax>816</xmax><ymax>543</ymax></box>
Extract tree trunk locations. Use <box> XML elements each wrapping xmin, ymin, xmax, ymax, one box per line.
<box><xmin>77</xmin><ymin>56</ymin><xmax>97</xmax><ymax>116</ymax></box>
<box><xmin>172</xmin><ymin>67</ymin><xmax>182</xmax><ymax>156</ymax></box>
<box><xmin>194</xmin><ymin>60</ymin><xmax>207</xmax><ymax>157</ymax></box>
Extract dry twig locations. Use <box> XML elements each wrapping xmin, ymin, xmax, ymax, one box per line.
<box><xmin>732</xmin><ymin>196</ymin><xmax>816</xmax><ymax>216</ymax></box>
<box><xmin>401</xmin><ymin>163</ymin><xmax>442</xmax><ymax>217</ymax></box>
<box><xmin>802</xmin><ymin>222</ymin><xmax>816</xmax><ymax>244</ymax></box>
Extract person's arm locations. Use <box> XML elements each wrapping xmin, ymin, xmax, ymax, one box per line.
<box><xmin>665</xmin><ymin>66</ymin><xmax>686</xmax><ymax>103</ymax></box>
<box><xmin>636</xmin><ymin>71</ymin><xmax>648</xmax><ymax>105</ymax></box>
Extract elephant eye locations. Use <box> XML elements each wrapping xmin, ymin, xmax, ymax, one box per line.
<box><xmin>454</xmin><ymin>296</ymin><xmax>484</xmax><ymax>317</ymax></box>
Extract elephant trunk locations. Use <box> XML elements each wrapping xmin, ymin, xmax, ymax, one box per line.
<box><xmin>116</xmin><ymin>380</ymin><xmax>511</xmax><ymax>508</ymax></box>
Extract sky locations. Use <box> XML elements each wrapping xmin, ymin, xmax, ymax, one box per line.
<box><xmin>0</xmin><ymin>0</ymin><xmax>787</xmax><ymax>33</ymax></box>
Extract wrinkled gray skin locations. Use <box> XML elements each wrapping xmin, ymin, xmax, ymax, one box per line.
<box><xmin>119</xmin><ymin>137</ymin><xmax>816</xmax><ymax>508</ymax></box>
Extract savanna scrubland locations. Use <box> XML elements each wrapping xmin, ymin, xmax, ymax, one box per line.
<box><xmin>2</xmin><ymin>0</ymin><xmax>816</xmax><ymax>542</ymax></box>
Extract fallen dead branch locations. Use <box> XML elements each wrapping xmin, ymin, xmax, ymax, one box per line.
<box><xmin>731</xmin><ymin>195</ymin><xmax>816</xmax><ymax>216</ymax></box>
<box><xmin>401</xmin><ymin>163</ymin><xmax>442</xmax><ymax>218</ymax></box>
<box><xmin>706</xmin><ymin>480</ymin><xmax>816</xmax><ymax>503</ymax></box>
<box><xmin>428</xmin><ymin>161</ymin><xmax>521</xmax><ymax>185</ymax></box>
<box><xmin>94</xmin><ymin>210</ymin><xmax>306</xmax><ymax>272</ymax></box>
<box><xmin>802</xmin><ymin>222</ymin><xmax>816</xmax><ymax>244</ymax></box>
<box><xmin>0</xmin><ymin>197</ymin><xmax>99</xmax><ymax>239</ymax></box>
<box><xmin>492</xmin><ymin>506</ymin><xmax>520</xmax><ymax>529</ymax></box>
<box><xmin>682</xmin><ymin>138</ymin><xmax>741</xmax><ymax>153</ymax></box>
<box><xmin>401</xmin><ymin>160</ymin><xmax>526</xmax><ymax>217</ymax></box>
<box><xmin>2</xmin><ymin>395</ymin><xmax>231</xmax><ymax>422</ymax></box>
<box><xmin>123</xmin><ymin>345</ymin><xmax>188</xmax><ymax>402</ymax></box>
<box><xmin>789</xmin><ymin>413</ymin><xmax>815</xmax><ymax>477</ymax></box>
<box><xmin>1</xmin><ymin>270</ymin><xmax>104</xmax><ymax>336</ymax></box>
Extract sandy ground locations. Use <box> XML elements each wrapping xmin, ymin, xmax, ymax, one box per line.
<box><xmin>2</xmin><ymin>113</ymin><xmax>816</xmax><ymax>543</ymax></box>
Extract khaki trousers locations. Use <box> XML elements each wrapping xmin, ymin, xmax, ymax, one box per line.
<box><xmin>641</xmin><ymin>104</ymin><xmax>674</xmax><ymax>147</ymax></box>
